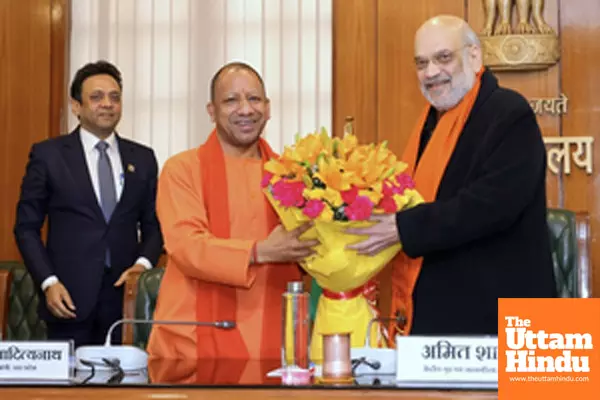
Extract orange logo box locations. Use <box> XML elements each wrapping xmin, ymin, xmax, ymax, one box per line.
<box><xmin>498</xmin><ymin>298</ymin><xmax>600</xmax><ymax>400</ymax></box>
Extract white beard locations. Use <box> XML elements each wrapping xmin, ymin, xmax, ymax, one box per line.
<box><xmin>420</xmin><ymin>60</ymin><xmax>476</xmax><ymax>111</ymax></box>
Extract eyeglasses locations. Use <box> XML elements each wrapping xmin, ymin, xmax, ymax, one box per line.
<box><xmin>414</xmin><ymin>46</ymin><xmax>467</xmax><ymax>71</ymax></box>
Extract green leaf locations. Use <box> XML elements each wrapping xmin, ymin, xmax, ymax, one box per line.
<box><xmin>332</xmin><ymin>140</ymin><xmax>339</xmax><ymax>158</ymax></box>
<box><xmin>316</xmin><ymin>153</ymin><xmax>327</xmax><ymax>167</ymax></box>
<box><xmin>383</xmin><ymin>167</ymin><xmax>395</xmax><ymax>179</ymax></box>
<box><xmin>302</xmin><ymin>174</ymin><xmax>313</xmax><ymax>188</ymax></box>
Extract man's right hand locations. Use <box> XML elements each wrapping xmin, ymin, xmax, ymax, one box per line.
<box><xmin>256</xmin><ymin>223</ymin><xmax>319</xmax><ymax>264</ymax></box>
<box><xmin>45</xmin><ymin>282</ymin><xmax>76</xmax><ymax>319</ymax></box>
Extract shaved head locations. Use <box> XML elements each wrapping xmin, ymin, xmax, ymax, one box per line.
<box><xmin>210</xmin><ymin>62</ymin><xmax>265</xmax><ymax>102</ymax></box>
<box><xmin>206</xmin><ymin>62</ymin><xmax>271</xmax><ymax>154</ymax></box>
<box><xmin>414</xmin><ymin>15</ymin><xmax>483</xmax><ymax>111</ymax></box>
<box><xmin>415</xmin><ymin>15</ymin><xmax>480</xmax><ymax>51</ymax></box>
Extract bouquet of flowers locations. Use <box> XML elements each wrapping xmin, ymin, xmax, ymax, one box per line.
<box><xmin>263</xmin><ymin>128</ymin><xmax>423</xmax><ymax>363</ymax></box>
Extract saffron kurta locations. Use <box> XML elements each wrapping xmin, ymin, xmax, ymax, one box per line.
<box><xmin>147</xmin><ymin>138</ymin><xmax>301</xmax><ymax>360</ymax></box>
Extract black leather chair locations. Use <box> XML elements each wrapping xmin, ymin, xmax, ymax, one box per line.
<box><xmin>0</xmin><ymin>261</ymin><xmax>47</xmax><ymax>340</ymax></box>
<box><xmin>546</xmin><ymin>208</ymin><xmax>592</xmax><ymax>297</ymax></box>
<box><xmin>123</xmin><ymin>267</ymin><xmax>164</xmax><ymax>349</ymax></box>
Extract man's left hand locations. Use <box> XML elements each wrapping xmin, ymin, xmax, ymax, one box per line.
<box><xmin>345</xmin><ymin>214</ymin><xmax>401</xmax><ymax>256</ymax></box>
<box><xmin>114</xmin><ymin>263</ymin><xmax>146</xmax><ymax>287</ymax></box>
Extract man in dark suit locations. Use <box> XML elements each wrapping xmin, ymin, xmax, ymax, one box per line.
<box><xmin>14</xmin><ymin>60</ymin><xmax>163</xmax><ymax>347</ymax></box>
<box><xmin>347</xmin><ymin>15</ymin><xmax>557</xmax><ymax>335</ymax></box>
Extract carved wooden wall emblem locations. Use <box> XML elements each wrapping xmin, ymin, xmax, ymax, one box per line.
<box><xmin>479</xmin><ymin>0</ymin><xmax>560</xmax><ymax>71</ymax></box>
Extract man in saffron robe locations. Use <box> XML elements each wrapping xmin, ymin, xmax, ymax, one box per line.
<box><xmin>348</xmin><ymin>16</ymin><xmax>557</xmax><ymax>335</ymax></box>
<box><xmin>147</xmin><ymin>62</ymin><xmax>318</xmax><ymax>362</ymax></box>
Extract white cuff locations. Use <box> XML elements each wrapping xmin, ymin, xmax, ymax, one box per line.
<box><xmin>135</xmin><ymin>257</ymin><xmax>153</xmax><ymax>270</ymax></box>
<box><xmin>41</xmin><ymin>275</ymin><xmax>59</xmax><ymax>291</ymax></box>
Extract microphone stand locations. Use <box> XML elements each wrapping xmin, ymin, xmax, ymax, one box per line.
<box><xmin>76</xmin><ymin>319</ymin><xmax>237</xmax><ymax>373</ymax></box>
<box><xmin>104</xmin><ymin>319</ymin><xmax>236</xmax><ymax>346</ymax></box>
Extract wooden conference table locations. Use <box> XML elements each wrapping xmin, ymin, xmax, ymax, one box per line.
<box><xmin>2</xmin><ymin>358</ymin><xmax>498</xmax><ymax>400</ymax></box>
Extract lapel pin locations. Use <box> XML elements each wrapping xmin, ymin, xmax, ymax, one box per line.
<box><xmin>127</xmin><ymin>164</ymin><xmax>135</xmax><ymax>173</ymax></box>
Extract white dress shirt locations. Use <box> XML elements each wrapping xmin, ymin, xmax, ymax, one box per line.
<box><xmin>41</xmin><ymin>128</ymin><xmax>152</xmax><ymax>291</ymax></box>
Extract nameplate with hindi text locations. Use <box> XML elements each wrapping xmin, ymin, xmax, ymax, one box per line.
<box><xmin>395</xmin><ymin>335</ymin><xmax>498</xmax><ymax>389</ymax></box>
<box><xmin>0</xmin><ymin>341</ymin><xmax>73</xmax><ymax>382</ymax></box>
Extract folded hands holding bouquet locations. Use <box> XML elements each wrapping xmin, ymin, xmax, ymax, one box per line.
<box><xmin>262</xmin><ymin>129</ymin><xmax>424</xmax><ymax>362</ymax></box>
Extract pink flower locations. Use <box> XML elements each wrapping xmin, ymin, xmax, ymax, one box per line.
<box><xmin>378</xmin><ymin>195</ymin><xmax>398</xmax><ymax>213</ymax></box>
<box><xmin>272</xmin><ymin>179</ymin><xmax>306</xmax><ymax>207</ymax></box>
<box><xmin>341</xmin><ymin>186</ymin><xmax>359</xmax><ymax>205</ymax></box>
<box><xmin>346</xmin><ymin>195</ymin><xmax>373</xmax><ymax>221</ymax></box>
<box><xmin>382</xmin><ymin>181</ymin><xmax>396</xmax><ymax>197</ymax></box>
<box><xmin>261</xmin><ymin>172</ymin><xmax>274</xmax><ymax>188</ymax></box>
<box><xmin>395</xmin><ymin>173</ymin><xmax>416</xmax><ymax>193</ymax></box>
<box><xmin>303</xmin><ymin>199</ymin><xmax>326</xmax><ymax>219</ymax></box>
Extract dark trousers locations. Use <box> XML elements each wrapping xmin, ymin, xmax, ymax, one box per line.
<box><xmin>46</xmin><ymin>268</ymin><xmax>124</xmax><ymax>348</ymax></box>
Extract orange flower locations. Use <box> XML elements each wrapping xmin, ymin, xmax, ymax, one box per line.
<box><xmin>333</xmin><ymin>133</ymin><xmax>358</xmax><ymax>159</ymax></box>
<box><xmin>264</xmin><ymin>156</ymin><xmax>306</xmax><ymax>182</ymax></box>
<box><xmin>264</xmin><ymin>128</ymin><xmax>420</xmax><ymax>221</ymax></box>
<box><xmin>313</xmin><ymin>156</ymin><xmax>361</xmax><ymax>192</ymax></box>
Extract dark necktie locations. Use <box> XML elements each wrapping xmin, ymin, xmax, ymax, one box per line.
<box><xmin>96</xmin><ymin>141</ymin><xmax>117</xmax><ymax>266</ymax></box>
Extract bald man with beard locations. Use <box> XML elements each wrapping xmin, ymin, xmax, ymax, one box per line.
<box><xmin>347</xmin><ymin>15</ymin><xmax>557</xmax><ymax>336</ymax></box>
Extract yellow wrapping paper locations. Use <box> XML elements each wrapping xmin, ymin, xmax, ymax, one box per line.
<box><xmin>265</xmin><ymin>189</ymin><xmax>423</xmax><ymax>363</ymax></box>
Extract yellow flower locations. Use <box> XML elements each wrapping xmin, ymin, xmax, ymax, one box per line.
<box><xmin>313</xmin><ymin>156</ymin><xmax>361</xmax><ymax>192</ymax></box>
<box><xmin>378</xmin><ymin>152</ymin><xmax>408</xmax><ymax>179</ymax></box>
<box><xmin>362</xmin><ymin>155</ymin><xmax>387</xmax><ymax>186</ymax></box>
<box><xmin>359</xmin><ymin>189</ymin><xmax>383</xmax><ymax>205</ymax></box>
<box><xmin>317</xmin><ymin>128</ymin><xmax>335</xmax><ymax>155</ymax></box>
<box><xmin>341</xmin><ymin>140</ymin><xmax>410</xmax><ymax>190</ymax></box>
<box><xmin>346</xmin><ymin>148</ymin><xmax>387</xmax><ymax>187</ymax></box>
<box><xmin>264</xmin><ymin>158</ymin><xmax>306</xmax><ymax>181</ymax></box>
<box><xmin>282</xmin><ymin>140</ymin><xmax>316</xmax><ymax>166</ymax></box>
<box><xmin>393</xmin><ymin>193</ymin><xmax>410</xmax><ymax>210</ymax></box>
<box><xmin>304</xmin><ymin>188</ymin><xmax>344</xmax><ymax>208</ymax></box>
<box><xmin>268</xmin><ymin>129</ymin><xmax>411</xmax><ymax>210</ymax></box>
<box><xmin>403</xmin><ymin>189</ymin><xmax>424</xmax><ymax>208</ymax></box>
<box><xmin>333</xmin><ymin>133</ymin><xmax>358</xmax><ymax>159</ymax></box>
<box><xmin>287</xmin><ymin>128</ymin><xmax>334</xmax><ymax>164</ymax></box>
<box><xmin>317</xmin><ymin>206</ymin><xmax>334</xmax><ymax>221</ymax></box>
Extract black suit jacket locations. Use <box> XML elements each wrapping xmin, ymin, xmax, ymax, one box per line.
<box><xmin>396</xmin><ymin>69</ymin><xmax>557</xmax><ymax>335</ymax></box>
<box><xmin>14</xmin><ymin>128</ymin><xmax>163</xmax><ymax>321</ymax></box>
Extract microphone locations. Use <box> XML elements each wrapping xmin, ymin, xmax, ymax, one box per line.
<box><xmin>76</xmin><ymin>319</ymin><xmax>236</xmax><ymax>372</ymax></box>
<box><xmin>104</xmin><ymin>319</ymin><xmax>236</xmax><ymax>346</ymax></box>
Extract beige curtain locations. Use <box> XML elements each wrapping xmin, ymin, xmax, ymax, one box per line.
<box><xmin>68</xmin><ymin>0</ymin><xmax>332</xmax><ymax>168</ymax></box>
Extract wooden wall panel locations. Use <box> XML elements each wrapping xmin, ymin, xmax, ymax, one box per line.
<box><xmin>377</xmin><ymin>0</ymin><xmax>466</xmax><ymax>159</ymax></box>
<box><xmin>0</xmin><ymin>0</ymin><xmax>52</xmax><ymax>260</ymax></box>
<box><xmin>467</xmin><ymin>0</ymin><xmax>562</xmax><ymax>208</ymax></box>
<box><xmin>0</xmin><ymin>0</ymin><xmax>68</xmax><ymax>260</ymax></box>
<box><xmin>49</xmin><ymin>0</ymin><xmax>69</xmax><ymax>137</ymax></box>
<box><xmin>332</xmin><ymin>0</ymin><xmax>377</xmax><ymax>142</ymax></box>
<box><xmin>559</xmin><ymin>0</ymin><xmax>600</xmax><ymax>296</ymax></box>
